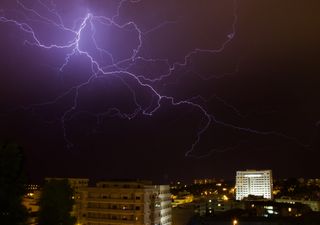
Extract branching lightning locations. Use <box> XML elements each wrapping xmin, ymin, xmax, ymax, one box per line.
<box><xmin>0</xmin><ymin>0</ymin><xmax>308</xmax><ymax>157</ymax></box>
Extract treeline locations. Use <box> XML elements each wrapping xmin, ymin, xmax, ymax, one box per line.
<box><xmin>0</xmin><ymin>141</ymin><xmax>75</xmax><ymax>225</ymax></box>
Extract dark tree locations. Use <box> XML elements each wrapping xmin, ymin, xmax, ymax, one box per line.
<box><xmin>38</xmin><ymin>179</ymin><xmax>76</xmax><ymax>225</ymax></box>
<box><xmin>0</xmin><ymin>141</ymin><xmax>28</xmax><ymax>225</ymax></box>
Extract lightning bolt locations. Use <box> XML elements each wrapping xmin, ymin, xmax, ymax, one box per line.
<box><xmin>0</xmin><ymin>0</ymin><xmax>309</xmax><ymax>157</ymax></box>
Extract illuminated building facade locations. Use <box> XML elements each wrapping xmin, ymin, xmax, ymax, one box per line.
<box><xmin>77</xmin><ymin>180</ymin><xmax>172</xmax><ymax>225</ymax></box>
<box><xmin>236</xmin><ymin>170</ymin><xmax>273</xmax><ymax>200</ymax></box>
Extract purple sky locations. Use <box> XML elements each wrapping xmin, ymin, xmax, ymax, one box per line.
<box><xmin>0</xmin><ymin>0</ymin><xmax>319</xmax><ymax>183</ymax></box>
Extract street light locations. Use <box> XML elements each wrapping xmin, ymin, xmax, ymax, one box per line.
<box><xmin>233</xmin><ymin>219</ymin><xmax>238</xmax><ymax>225</ymax></box>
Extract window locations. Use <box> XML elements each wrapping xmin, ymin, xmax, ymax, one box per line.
<box><xmin>135</xmin><ymin>206</ymin><xmax>140</xmax><ymax>210</ymax></box>
<box><xmin>136</xmin><ymin>196</ymin><xmax>141</xmax><ymax>200</ymax></box>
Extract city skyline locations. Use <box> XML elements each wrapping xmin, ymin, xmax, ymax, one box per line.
<box><xmin>0</xmin><ymin>0</ymin><xmax>319</xmax><ymax>182</ymax></box>
<box><xmin>21</xmin><ymin>175</ymin><xmax>320</xmax><ymax>225</ymax></box>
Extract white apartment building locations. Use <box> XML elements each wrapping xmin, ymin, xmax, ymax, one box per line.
<box><xmin>235</xmin><ymin>170</ymin><xmax>273</xmax><ymax>200</ymax></box>
<box><xmin>76</xmin><ymin>180</ymin><xmax>172</xmax><ymax>225</ymax></box>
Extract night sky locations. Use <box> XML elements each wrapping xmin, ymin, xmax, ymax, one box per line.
<box><xmin>0</xmin><ymin>0</ymin><xmax>319</xmax><ymax>183</ymax></box>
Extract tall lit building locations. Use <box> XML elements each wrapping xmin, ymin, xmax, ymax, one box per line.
<box><xmin>77</xmin><ymin>180</ymin><xmax>172</xmax><ymax>225</ymax></box>
<box><xmin>235</xmin><ymin>170</ymin><xmax>273</xmax><ymax>201</ymax></box>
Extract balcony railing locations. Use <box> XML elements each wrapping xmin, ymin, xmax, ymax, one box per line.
<box><xmin>86</xmin><ymin>197</ymin><xmax>144</xmax><ymax>204</ymax></box>
<box><xmin>85</xmin><ymin>207</ymin><xmax>144</xmax><ymax>215</ymax></box>
<box><xmin>84</xmin><ymin>217</ymin><xmax>141</xmax><ymax>224</ymax></box>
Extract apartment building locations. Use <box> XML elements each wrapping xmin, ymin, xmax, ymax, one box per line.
<box><xmin>76</xmin><ymin>180</ymin><xmax>172</xmax><ymax>225</ymax></box>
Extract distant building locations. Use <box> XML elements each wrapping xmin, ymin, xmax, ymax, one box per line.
<box><xmin>23</xmin><ymin>184</ymin><xmax>41</xmax><ymax>225</ymax></box>
<box><xmin>25</xmin><ymin>184</ymin><xmax>40</xmax><ymax>191</ymax></box>
<box><xmin>242</xmin><ymin>200</ymin><xmax>312</xmax><ymax>217</ymax></box>
<box><xmin>275</xmin><ymin>197</ymin><xmax>320</xmax><ymax>212</ymax></box>
<box><xmin>77</xmin><ymin>180</ymin><xmax>172</xmax><ymax>225</ymax></box>
<box><xmin>306</xmin><ymin>178</ymin><xmax>320</xmax><ymax>187</ymax></box>
<box><xmin>212</xmin><ymin>200</ymin><xmax>244</xmax><ymax>214</ymax></box>
<box><xmin>236</xmin><ymin>170</ymin><xmax>273</xmax><ymax>200</ymax></box>
<box><xmin>194</xmin><ymin>178</ymin><xmax>216</xmax><ymax>185</ymax></box>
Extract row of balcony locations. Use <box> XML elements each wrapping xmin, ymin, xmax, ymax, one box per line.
<box><xmin>84</xmin><ymin>207</ymin><xmax>144</xmax><ymax>215</ymax></box>
<box><xmin>84</xmin><ymin>217</ymin><xmax>142</xmax><ymax>224</ymax></box>
<box><xmin>85</xmin><ymin>197</ymin><xmax>145</xmax><ymax>204</ymax></box>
